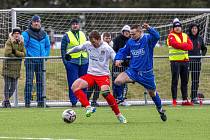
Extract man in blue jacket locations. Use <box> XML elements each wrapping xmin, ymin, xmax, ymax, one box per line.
<box><xmin>114</xmin><ymin>23</ymin><xmax>167</xmax><ymax>121</ymax></box>
<box><xmin>22</xmin><ymin>15</ymin><xmax>50</xmax><ymax>108</ymax></box>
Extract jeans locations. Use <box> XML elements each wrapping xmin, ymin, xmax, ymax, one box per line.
<box><xmin>24</xmin><ymin>59</ymin><xmax>44</xmax><ymax>104</ymax></box>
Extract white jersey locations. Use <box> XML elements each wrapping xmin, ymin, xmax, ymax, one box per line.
<box><xmin>67</xmin><ymin>41</ymin><xmax>116</xmax><ymax>76</ymax></box>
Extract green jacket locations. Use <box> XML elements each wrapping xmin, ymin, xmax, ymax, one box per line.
<box><xmin>2</xmin><ymin>33</ymin><xmax>26</xmax><ymax>78</ymax></box>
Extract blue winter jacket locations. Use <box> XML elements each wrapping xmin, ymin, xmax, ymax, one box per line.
<box><xmin>22</xmin><ymin>26</ymin><xmax>50</xmax><ymax>57</ymax></box>
<box><xmin>114</xmin><ymin>27</ymin><xmax>160</xmax><ymax>71</ymax></box>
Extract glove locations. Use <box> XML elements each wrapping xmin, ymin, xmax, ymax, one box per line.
<box><xmin>65</xmin><ymin>54</ymin><xmax>71</xmax><ymax>61</ymax></box>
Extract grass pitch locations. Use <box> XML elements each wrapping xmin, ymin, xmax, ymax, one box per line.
<box><xmin>0</xmin><ymin>106</ymin><xmax>210</xmax><ymax>140</ymax></box>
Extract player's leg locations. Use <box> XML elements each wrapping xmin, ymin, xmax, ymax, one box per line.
<box><xmin>98</xmin><ymin>76</ymin><xmax>127</xmax><ymax>123</ymax></box>
<box><xmin>114</xmin><ymin>71</ymin><xmax>134</xmax><ymax>86</ymax></box>
<box><xmin>136</xmin><ymin>70</ymin><xmax>167</xmax><ymax>121</ymax></box>
<box><xmin>71</xmin><ymin>74</ymin><xmax>96</xmax><ymax>117</ymax></box>
<box><xmin>147</xmin><ymin>89</ymin><xmax>166</xmax><ymax>121</ymax></box>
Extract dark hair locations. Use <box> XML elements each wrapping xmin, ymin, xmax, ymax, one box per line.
<box><xmin>89</xmin><ymin>30</ymin><xmax>101</xmax><ymax>40</ymax></box>
<box><xmin>131</xmin><ymin>25</ymin><xmax>142</xmax><ymax>30</ymax></box>
<box><xmin>103</xmin><ymin>32</ymin><xmax>111</xmax><ymax>38</ymax></box>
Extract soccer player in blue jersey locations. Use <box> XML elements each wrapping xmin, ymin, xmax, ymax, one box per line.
<box><xmin>114</xmin><ymin>23</ymin><xmax>167</xmax><ymax>121</ymax></box>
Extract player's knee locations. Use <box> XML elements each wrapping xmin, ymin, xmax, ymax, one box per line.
<box><xmin>101</xmin><ymin>90</ymin><xmax>110</xmax><ymax>98</ymax></box>
<box><xmin>71</xmin><ymin>82</ymin><xmax>80</xmax><ymax>92</ymax></box>
<box><xmin>114</xmin><ymin>79</ymin><xmax>123</xmax><ymax>86</ymax></box>
<box><xmin>147</xmin><ymin>89</ymin><xmax>156</xmax><ymax>97</ymax></box>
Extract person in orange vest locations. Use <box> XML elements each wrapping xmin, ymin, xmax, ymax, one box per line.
<box><xmin>167</xmin><ymin>18</ymin><xmax>193</xmax><ymax>106</ymax></box>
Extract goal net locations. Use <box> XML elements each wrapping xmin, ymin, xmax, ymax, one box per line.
<box><xmin>0</xmin><ymin>8</ymin><xmax>210</xmax><ymax>106</ymax></box>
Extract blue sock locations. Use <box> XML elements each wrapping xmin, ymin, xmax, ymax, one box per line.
<box><xmin>152</xmin><ymin>92</ymin><xmax>162</xmax><ymax>109</ymax></box>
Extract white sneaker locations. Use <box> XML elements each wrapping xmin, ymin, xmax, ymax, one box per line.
<box><xmin>117</xmin><ymin>114</ymin><xmax>127</xmax><ymax>124</ymax></box>
<box><xmin>86</xmin><ymin>106</ymin><xmax>96</xmax><ymax>117</ymax></box>
<box><xmin>120</xmin><ymin>101</ymin><xmax>131</xmax><ymax>106</ymax></box>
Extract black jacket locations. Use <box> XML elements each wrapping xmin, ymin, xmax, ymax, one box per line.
<box><xmin>188</xmin><ymin>23</ymin><xmax>207</xmax><ymax>57</ymax></box>
<box><xmin>113</xmin><ymin>34</ymin><xmax>130</xmax><ymax>53</ymax></box>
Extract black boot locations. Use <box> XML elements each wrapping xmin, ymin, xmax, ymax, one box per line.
<box><xmin>2</xmin><ymin>100</ymin><xmax>11</xmax><ymax>108</ymax></box>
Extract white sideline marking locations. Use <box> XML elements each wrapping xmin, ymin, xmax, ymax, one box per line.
<box><xmin>0</xmin><ymin>137</ymin><xmax>77</xmax><ymax>140</ymax></box>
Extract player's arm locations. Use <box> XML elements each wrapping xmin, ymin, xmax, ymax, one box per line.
<box><xmin>65</xmin><ymin>42</ymin><xmax>88</xmax><ymax>61</ymax></box>
<box><xmin>144</xmin><ymin>23</ymin><xmax>160</xmax><ymax>47</ymax></box>
<box><xmin>66</xmin><ymin>42</ymin><xmax>87</xmax><ymax>55</ymax></box>
<box><xmin>114</xmin><ymin>42</ymin><xmax>130</xmax><ymax>67</ymax></box>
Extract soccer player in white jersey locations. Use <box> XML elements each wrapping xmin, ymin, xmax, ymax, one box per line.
<box><xmin>65</xmin><ymin>30</ymin><xmax>127</xmax><ymax>124</ymax></box>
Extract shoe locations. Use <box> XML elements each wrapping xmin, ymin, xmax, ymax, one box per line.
<box><xmin>192</xmin><ymin>98</ymin><xmax>200</xmax><ymax>105</ymax></box>
<box><xmin>157</xmin><ymin>108</ymin><xmax>167</xmax><ymax>122</ymax></box>
<box><xmin>182</xmin><ymin>100</ymin><xmax>193</xmax><ymax>106</ymax></box>
<box><xmin>72</xmin><ymin>103</ymin><xmax>77</xmax><ymax>107</ymax></box>
<box><xmin>117</xmin><ymin>114</ymin><xmax>127</xmax><ymax>124</ymax></box>
<box><xmin>86</xmin><ymin>106</ymin><xmax>96</xmax><ymax>117</ymax></box>
<box><xmin>2</xmin><ymin>100</ymin><xmax>11</xmax><ymax>108</ymax></box>
<box><xmin>25</xmin><ymin>103</ymin><xmax>30</xmax><ymax>108</ymax></box>
<box><xmin>2</xmin><ymin>101</ymin><xmax>6</xmax><ymax>108</ymax></box>
<box><xmin>120</xmin><ymin>101</ymin><xmax>131</xmax><ymax>106</ymax></box>
<box><xmin>91</xmin><ymin>101</ymin><xmax>99</xmax><ymax>107</ymax></box>
<box><xmin>172</xmin><ymin>99</ymin><xmax>177</xmax><ymax>106</ymax></box>
<box><xmin>37</xmin><ymin>102</ymin><xmax>44</xmax><ymax>108</ymax></box>
<box><xmin>116</xmin><ymin>99</ymin><xmax>124</xmax><ymax>105</ymax></box>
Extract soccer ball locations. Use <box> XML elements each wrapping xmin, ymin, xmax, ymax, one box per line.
<box><xmin>62</xmin><ymin>109</ymin><xmax>76</xmax><ymax>123</ymax></box>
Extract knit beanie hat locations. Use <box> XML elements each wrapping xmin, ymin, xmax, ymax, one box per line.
<box><xmin>121</xmin><ymin>25</ymin><xmax>131</xmax><ymax>33</ymax></box>
<box><xmin>12</xmin><ymin>27</ymin><xmax>21</xmax><ymax>34</ymax></box>
<box><xmin>70</xmin><ymin>18</ymin><xmax>79</xmax><ymax>25</ymax></box>
<box><xmin>32</xmin><ymin>15</ymin><xmax>41</xmax><ymax>22</ymax></box>
<box><xmin>173</xmin><ymin>18</ymin><xmax>182</xmax><ymax>28</ymax></box>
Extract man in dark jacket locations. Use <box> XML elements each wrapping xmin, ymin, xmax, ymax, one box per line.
<box><xmin>112</xmin><ymin>25</ymin><xmax>131</xmax><ymax>106</ymax></box>
<box><xmin>188</xmin><ymin>23</ymin><xmax>207</xmax><ymax>104</ymax></box>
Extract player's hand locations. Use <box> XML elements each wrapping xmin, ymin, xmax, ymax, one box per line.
<box><xmin>65</xmin><ymin>54</ymin><xmax>71</xmax><ymax>61</ymax></box>
<box><xmin>142</xmin><ymin>23</ymin><xmax>150</xmax><ymax>30</ymax></box>
<box><xmin>115</xmin><ymin>60</ymin><xmax>122</xmax><ymax>67</ymax></box>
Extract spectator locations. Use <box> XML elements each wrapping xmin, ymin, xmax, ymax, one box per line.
<box><xmin>114</xmin><ymin>24</ymin><xmax>167</xmax><ymax>122</ymax></box>
<box><xmin>61</xmin><ymin>18</ymin><xmax>88</xmax><ymax>107</ymax></box>
<box><xmin>22</xmin><ymin>15</ymin><xmax>51</xmax><ymax>108</ymax></box>
<box><xmin>112</xmin><ymin>25</ymin><xmax>131</xmax><ymax>106</ymax></box>
<box><xmin>66</xmin><ymin>30</ymin><xmax>127</xmax><ymax>123</ymax></box>
<box><xmin>2</xmin><ymin>27</ymin><xmax>25</xmax><ymax>108</ymax></box>
<box><xmin>102</xmin><ymin>32</ymin><xmax>113</xmax><ymax>47</ymax></box>
<box><xmin>188</xmin><ymin>23</ymin><xmax>207</xmax><ymax>104</ymax></box>
<box><xmin>167</xmin><ymin>18</ymin><xmax>193</xmax><ymax>106</ymax></box>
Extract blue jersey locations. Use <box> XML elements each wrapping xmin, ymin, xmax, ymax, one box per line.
<box><xmin>114</xmin><ymin>27</ymin><xmax>160</xmax><ymax>71</ymax></box>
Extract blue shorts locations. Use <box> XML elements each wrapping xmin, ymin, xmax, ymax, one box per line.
<box><xmin>125</xmin><ymin>68</ymin><xmax>156</xmax><ymax>90</ymax></box>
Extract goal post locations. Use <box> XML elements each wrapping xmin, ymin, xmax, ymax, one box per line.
<box><xmin>8</xmin><ymin>8</ymin><xmax>210</xmax><ymax>47</ymax></box>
